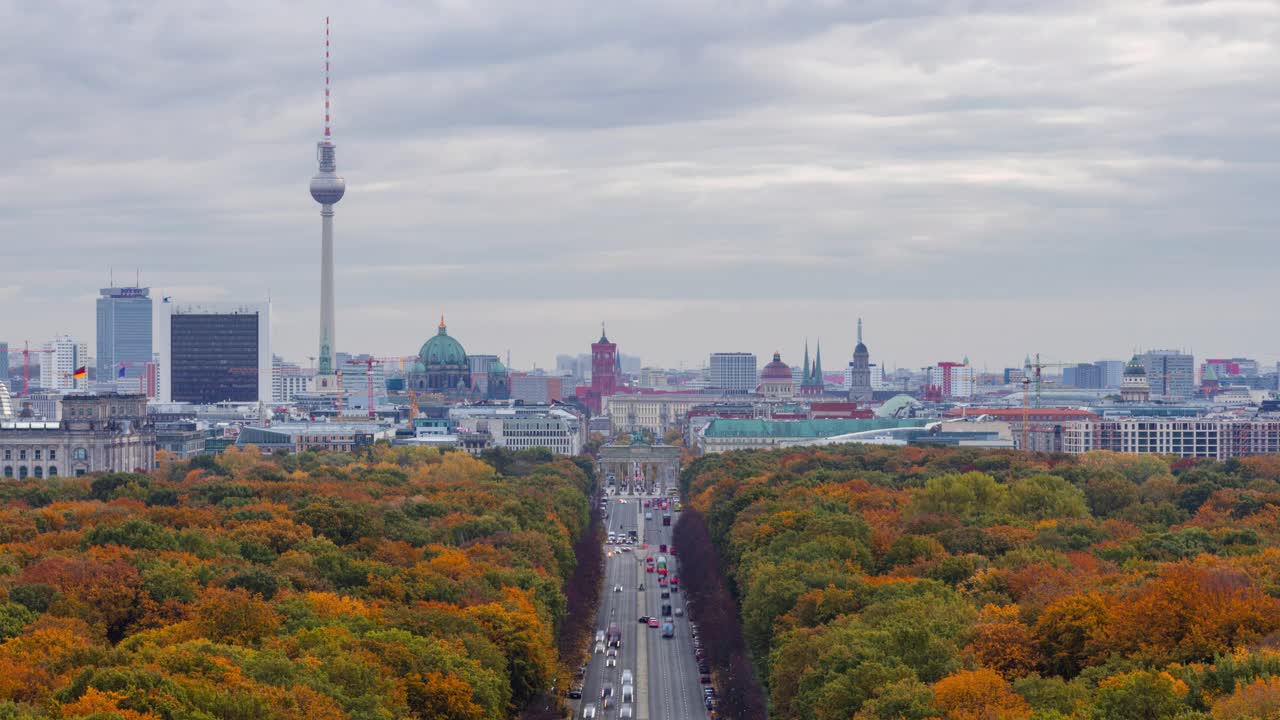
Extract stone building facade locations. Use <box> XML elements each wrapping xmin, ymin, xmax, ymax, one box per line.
<box><xmin>0</xmin><ymin>394</ymin><xmax>155</xmax><ymax>479</ymax></box>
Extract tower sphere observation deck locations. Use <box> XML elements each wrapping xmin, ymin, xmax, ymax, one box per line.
<box><xmin>310</xmin><ymin>141</ymin><xmax>346</xmax><ymax>205</ymax></box>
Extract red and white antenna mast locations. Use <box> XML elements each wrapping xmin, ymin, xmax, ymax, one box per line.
<box><xmin>324</xmin><ymin>16</ymin><xmax>332</xmax><ymax>139</ymax></box>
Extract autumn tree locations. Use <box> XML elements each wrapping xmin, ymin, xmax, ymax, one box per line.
<box><xmin>965</xmin><ymin>605</ymin><xmax>1038</xmax><ymax>679</ymax></box>
<box><xmin>192</xmin><ymin>587</ymin><xmax>280</xmax><ymax>645</ymax></box>
<box><xmin>1035</xmin><ymin>592</ymin><xmax>1111</xmax><ymax>678</ymax></box>
<box><xmin>1108</xmin><ymin>563</ymin><xmax>1280</xmax><ymax>664</ymax></box>
<box><xmin>931</xmin><ymin>668</ymin><xmax>1031</xmax><ymax>720</ymax></box>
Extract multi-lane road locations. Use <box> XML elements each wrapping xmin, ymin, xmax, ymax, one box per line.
<box><xmin>576</xmin><ymin>483</ymin><xmax>711</xmax><ymax>720</ymax></box>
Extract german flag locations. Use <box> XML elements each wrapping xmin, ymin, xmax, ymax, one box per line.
<box><xmin>73</xmin><ymin>367</ymin><xmax>87</xmax><ymax>380</ymax></box>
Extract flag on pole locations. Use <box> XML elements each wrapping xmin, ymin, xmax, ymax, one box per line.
<box><xmin>73</xmin><ymin>367</ymin><xmax>87</xmax><ymax>380</ymax></box>
<box><xmin>118</xmin><ymin>365</ymin><xmax>127</xmax><ymax>378</ymax></box>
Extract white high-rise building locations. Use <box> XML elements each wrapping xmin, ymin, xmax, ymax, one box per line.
<box><xmin>271</xmin><ymin>356</ymin><xmax>314</xmax><ymax>403</ymax></box>
<box><xmin>709</xmin><ymin>353</ymin><xmax>757</xmax><ymax>392</ymax></box>
<box><xmin>929</xmin><ymin>363</ymin><xmax>976</xmax><ymax>398</ymax></box>
<box><xmin>39</xmin><ymin>336</ymin><xmax>89</xmax><ymax>392</ymax></box>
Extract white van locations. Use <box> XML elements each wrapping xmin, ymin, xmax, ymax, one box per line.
<box><xmin>621</xmin><ymin>684</ymin><xmax>633</xmax><ymax>704</ymax></box>
<box><xmin>582</xmin><ymin>705</ymin><xmax>596</xmax><ymax>719</ymax></box>
<box><xmin>620</xmin><ymin>703</ymin><xmax>633</xmax><ymax>719</ymax></box>
<box><xmin>595</xmin><ymin>630</ymin><xmax>605</xmax><ymax>644</ymax></box>
<box><xmin>620</xmin><ymin>669</ymin><xmax>633</xmax><ymax>686</ymax></box>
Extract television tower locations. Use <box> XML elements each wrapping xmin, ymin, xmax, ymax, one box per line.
<box><xmin>310</xmin><ymin>16</ymin><xmax>346</xmax><ymax>395</ymax></box>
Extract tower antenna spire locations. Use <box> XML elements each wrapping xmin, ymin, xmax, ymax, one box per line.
<box><xmin>324</xmin><ymin>16</ymin><xmax>331</xmax><ymax>138</ymax></box>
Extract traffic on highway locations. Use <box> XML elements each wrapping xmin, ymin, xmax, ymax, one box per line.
<box><xmin>571</xmin><ymin>471</ymin><xmax>717</xmax><ymax>720</ymax></box>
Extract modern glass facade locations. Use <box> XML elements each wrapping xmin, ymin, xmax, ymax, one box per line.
<box><xmin>1141</xmin><ymin>351</ymin><xmax>1196</xmax><ymax>400</ymax></box>
<box><xmin>96</xmin><ymin>287</ymin><xmax>153</xmax><ymax>386</ymax></box>
<box><xmin>170</xmin><ymin>313</ymin><xmax>261</xmax><ymax>403</ymax></box>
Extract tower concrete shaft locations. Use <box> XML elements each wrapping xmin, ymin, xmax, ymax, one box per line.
<box><xmin>319</xmin><ymin>205</ymin><xmax>336</xmax><ymax>376</ymax></box>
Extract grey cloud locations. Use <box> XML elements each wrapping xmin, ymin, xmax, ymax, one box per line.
<box><xmin>1</xmin><ymin>0</ymin><xmax>1277</xmax><ymax>368</ymax></box>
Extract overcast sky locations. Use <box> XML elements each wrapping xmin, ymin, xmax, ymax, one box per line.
<box><xmin>2</xmin><ymin>1</ymin><xmax>1277</xmax><ymax>372</ymax></box>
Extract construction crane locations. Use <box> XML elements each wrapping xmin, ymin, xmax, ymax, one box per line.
<box><xmin>21</xmin><ymin>341</ymin><xmax>30</xmax><ymax>397</ymax></box>
<box><xmin>1020</xmin><ymin>376</ymin><xmax>1032</xmax><ymax>450</ymax></box>
<box><xmin>1017</xmin><ymin>353</ymin><xmax>1087</xmax><ymax>451</ymax></box>
<box><xmin>1026</xmin><ymin>353</ymin><xmax>1087</xmax><ymax>408</ymax></box>
<box><xmin>352</xmin><ymin>357</ymin><xmax>412</xmax><ymax>419</ymax></box>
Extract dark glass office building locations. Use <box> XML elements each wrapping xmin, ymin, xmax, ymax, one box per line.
<box><xmin>169</xmin><ymin>312</ymin><xmax>262</xmax><ymax>403</ymax></box>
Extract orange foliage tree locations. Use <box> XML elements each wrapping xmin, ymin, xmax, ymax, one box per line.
<box><xmin>931</xmin><ymin>668</ymin><xmax>1031</xmax><ymax>720</ymax></box>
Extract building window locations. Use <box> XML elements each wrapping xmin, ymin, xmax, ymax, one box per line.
<box><xmin>48</xmin><ymin>467</ymin><xmax>57</xmax><ymax>477</ymax></box>
<box><xmin>34</xmin><ymin>450</ymin><xmax>41</xmax><ymax>460</ymax></box>
<box><xmin>73</xmin><ymin>448</ymin><xmax>87</xmax><ymax>461</ymax></box>
<box><xmin>18</xmin><ymin>450</ymin><xmax>25</xmax><ymax>461</ymax></box>
<box><xmin>49</xmin><ymin>450</ymin><xmax>56</xmax><ymax>460</ymax></box>
<box><xmin>18</xmin><ymin>467</ymin><xmax>27</xmax><ymax>480</ymax></box>
<box><xmin>75</xmin><ymin>469</ymin><xmax>85</xmax><ymax>477</ymax></box>
<box><xmin>33</xmin><ymin>467</ymin><xmax>42</xmax><ymax>479</ymax></box>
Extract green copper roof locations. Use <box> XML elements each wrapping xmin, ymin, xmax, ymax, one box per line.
<box><xmin>418</xmin><ymin>322</ymin><xmax>468</xmax><ymax>367</ymax></box>
<box><xmin>1124</xmin><ymin>354</ymin><xmax>1147</xmax><ymax>377</ymax></box>
<box><xmin>703</xmin><ymin>418</ymin><xmax>928</xmax><ymax>439</ymax></box>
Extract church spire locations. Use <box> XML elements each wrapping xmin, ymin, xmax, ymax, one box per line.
<box><xmin>814</xmin><ymin>340</ymin><xmax>823</xmax><ymax>381</ymax></box>
<box><xmin>803</xmin><ymin>340</ymin><xmax>811</xmax><ymax>380</ymax></box>
<box><xmin>857</xmin><ymin>317</ymin><xmax>863</xmax><ymax>345</ymax></box>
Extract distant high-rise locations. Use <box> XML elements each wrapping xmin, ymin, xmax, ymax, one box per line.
<box><xmin>709</xmin><ymin>352</ymin><xmax>757</xmax><ymax>392</ymax></box>
<box><xmin>929</xmin><ymin>361</ymin><xmax>975</xmax><ymax>399</ymax></box>
<box><xmin>1141</xmin><ymin>350</ymin><xmax>1195</xmax><ymax>400</ymax></box>
<box><xmin>39</xmin><ymin>336</ymin><xmax>89</xmax><ymax>392</ymax></box>
<box><xmin>1095</xmin><ymin>360</ymin><xmax>1125</xmax><ymax>389</ymax></box>
<box><xmin>159</xmin><ymin>301</ymin><xmax>271</xmax><ymax>404</ymax></box>
<box><xmin>310</xmin><ymin>17</ymin><xmax>346</xmax><ymax>397</ymax></box>
<box><xmin>96</xmin><ymin>286</ymin><xmax>153</xmax><ymax>392</ymax></box>
<box><xmin>271</xmin><ymin>356</ymin><xmax>312</xmax><ymax>403</ymax></box>
<box><xmin>340</xmin><ymin>357</ymin><xmax>386</xmax><ymax>411</ymax></box>
<box><xmin>0</xmin><ymin>343</ymin><xmax>8</xmax><ymax>384</ymax></box>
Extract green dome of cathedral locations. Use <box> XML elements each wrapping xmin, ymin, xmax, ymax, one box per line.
<box><xmin>417</xmin><ymin>316</ymin><xmax>468</xmax><ymax>368</ymax></box>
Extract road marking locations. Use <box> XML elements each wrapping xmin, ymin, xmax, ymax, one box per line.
<box><xmin>635</xmin><ymin>493</ymin><xmax>650</xmax><ymax>720</ymax></box>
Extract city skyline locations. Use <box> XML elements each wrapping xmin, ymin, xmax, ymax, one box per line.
<box><xmin>2</xmin><ymin>3</ymin><xmax>1278</xmax><ymax>368</ymax></box>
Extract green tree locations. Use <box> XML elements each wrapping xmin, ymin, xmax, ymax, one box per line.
<box><xmin>1004</xmin><ymin>475</ymin><xmax>1087</xmax><ymax>520</ymax></box>
<box><xmin>913</xmin><ymin>472</ymin><xmax>1008</xmax><ymax>522</ymax></box>
<box><xmin>1084</xmin><ymin>472</ymin><xmax>1138</xmax><ymax>518</ymax></box>
<box><xmin>1090</xmin><ymin>671</ymin><xmax>1185</xmax><ymax>720</ymax></box>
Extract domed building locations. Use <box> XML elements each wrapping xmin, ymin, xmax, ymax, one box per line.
<box><xmin>1120</xmin><ymin>354</ymin><xmax>1150</xmax><ymax>403</ymax></box>
<box><xmin>408</xmin><ymin>316</ymin><xmax>471</xmax><ymax>397</ymax></box>
<box><xmin>757</xmin><ymin>352</ymin><xmax>795</xmax><ymax>400</ymax></box>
